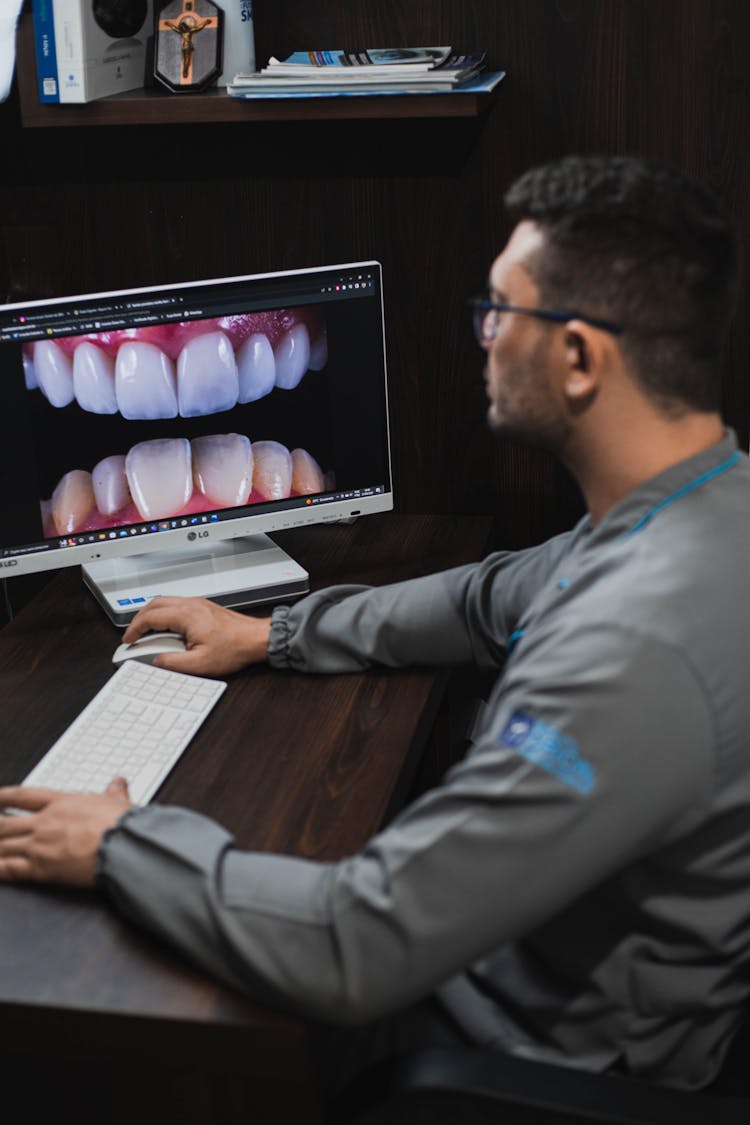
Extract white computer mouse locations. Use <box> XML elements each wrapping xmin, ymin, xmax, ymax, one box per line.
<box><xmin>112</xmin><ymin>631</ymin><xmax>187</xmax><ymax>665</ymax></box>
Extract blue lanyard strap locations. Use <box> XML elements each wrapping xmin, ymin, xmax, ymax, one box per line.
<box><xmin>508</xmin><ymin>628</ymin><xmax>525</xmax><ymax>654</ymax></box>
<box><xmin>626</xmin><ymin>450</ymin><xmax>741</xmax><ymax>536</ymax></box>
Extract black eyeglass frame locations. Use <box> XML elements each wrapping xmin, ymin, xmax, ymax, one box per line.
<box><xmin>469</xmin><ymin>297</ymin><xmax>624</xmax><ymax>344</ymax></box>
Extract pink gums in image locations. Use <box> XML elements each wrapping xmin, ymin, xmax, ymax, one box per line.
<box><xmin>25</xmin><ymin>307</ymin><xmax>325</xmax><ymax>363</ymax></box>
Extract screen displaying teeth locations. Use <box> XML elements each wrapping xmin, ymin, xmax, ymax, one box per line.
<box><xmin>73</xmin><ymin>342</ymin><xmax>118</xmax><ymax>414</ymax></box>
<box><xmin>31</xmin><ymin>304</ymin><xmax>335</xmax><ymax>539</ymax></box>
<box><xmin>23</xmin><ymin>353</ymin><xmax>38</xmax><ymax>390</ymax></box>
<box><xmin>126</xmin><ymin>438</ymin><xmax>193</xmax><ymax>521</ymax></box>
<box><xmin>51</xmin><ymin>468</ymin><xmax>96</xmax><ymax>535</ymax></box>
<box><xmin>116</xmin><ymin>341</ymin><xmax>179</xmax><ymax>420</ymax></box>
<box><xmin>237</xmin><ymin>333</ymin><xmax>275</xmax><ymax>403</ymax></box>
<box><xmin>35</xmin><ymin>340</ymin><xmax>75</xmax><ymax>408</ymax></box>
<box><xmin>42</xmin><ymin>437</ymin><xmax>330</xmax><ymax>536</ymax></box>
<box><xmin>251</xmin><ymin>440</ymin><xmax>293</xmax><ymax>500</ymax></box>
<box><xmin>192</xmin><ymin>433</ymin><xmax>253</xmax><ymax>507</ymax></box>
<box><xmin>291</xmin><ymin>448</ymin><xmax>325</xmax><ymax>494</ymax></box>
<box><xmin>92</xmin><ymin>454</ymin><xmax>130</xmax><ymax>515</ymax></box>
<box><xmin>178</xmin><ymin>331</ymin><xmax>239</xmax><ymax>417</ymax></box>
<box><xmin>29</xmin><ymin>319</ymin><xmax>327</xmax><ymax>419</ymax></box>
<box><xmin>308</xmin><ymin>330</ymin><xmax>328</xmax><ymax>372</ymax></box>
<box><xmin>273</xmin><ymin>323</ymin><xmax>310</xmax><ymax>390</ymax></box>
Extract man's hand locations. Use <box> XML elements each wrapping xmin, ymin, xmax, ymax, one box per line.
<box><xmin>122</xmin><ymin>596</ymin><xmax>273</xmax><ymax>677</ymax></box>
<box><xmin>0</xmin><ymin>778</ymin><xmax>132</xmax><ymax>887</ymax></box>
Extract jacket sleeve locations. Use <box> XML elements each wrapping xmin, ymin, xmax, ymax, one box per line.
<box><xmin>97</xmin><ymin>617</ymin><xmax>713</xmax><ymax>1025</ymax></box>
<box><xmin>267</xmin><ymin>531</ymin><xmax>577</xmax><ymax>674</ymax></box>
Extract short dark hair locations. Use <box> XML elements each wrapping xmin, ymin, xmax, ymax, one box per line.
<box><xmin>504</xmin><ymin>155</ymin><xmax>738</xmax><ymax>412</ymax></box>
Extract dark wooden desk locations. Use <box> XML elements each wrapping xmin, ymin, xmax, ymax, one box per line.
<box><xmin>0</xmin><ymin>514</ymin><xmax>490</xmax><ymax>1124</ymax></box>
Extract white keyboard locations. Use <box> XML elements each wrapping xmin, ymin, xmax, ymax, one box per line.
<box><xmin>22</xmin><ymin>661</ymin><xmax>227</xmax><ymax>805</ymax></box>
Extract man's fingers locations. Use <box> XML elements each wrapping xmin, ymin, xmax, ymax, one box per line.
<box><xmin>0</xmin><ymin>812</ymin><xmax>34</xmax><ymax>837</ymax></box>
<box><xmin>0</xmin><ymin>788</ymin><xmax>131</xmax><ymax>889</ymax></box>
<box><xmin>0</xmin><ymin>786</ymin><xmax>55</xmax><ymax>812</ymax></box>
<box><xmin>122</xmin><ymin>601</ymin><xmax>183</xmax><ymax>643</ymax></box>
<box><xmin>105</xmin><ymin>776</ymin><xmax>130</xmax><ymax>798</ymax></box>
<box><xmin>152</xmin><ymin>648</ymin><xmax>213</xmax><ymax>676</ymax></box>
<box><xmin>121</xmin><ymin>615</ymin><xmax>155</xmax><ymax>644</ymax></box>
<box><xmin>0</xmin><ymin>855</ymin><xmax>34</xmax><ymax>882</ymax></box>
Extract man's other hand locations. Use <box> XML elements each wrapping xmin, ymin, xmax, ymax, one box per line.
<box><xmin>122</xmin><ymin>596</ymin><xmax>273</xmax><ymax>677</ymax></box>
<box><xmin>0</xmin><ymin>778</ymin><xmax>132</xmax><ymax>887</ymax></box>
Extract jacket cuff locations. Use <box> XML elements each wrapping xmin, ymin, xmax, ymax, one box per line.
<box><xmin>267</xmin><ymin>604</ymin><xmax>293</xmax><ymax>668</ymax></box>
<box><xmin>95</xmin><ymin>803</ymin><xmax>234</xmax><ymax>888</ymax></box>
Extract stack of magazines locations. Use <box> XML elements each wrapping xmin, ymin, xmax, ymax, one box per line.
<box><xmin>227</xmin><ymin>46</ymin><xmax>500</xmax><ymax>98</ymax></box>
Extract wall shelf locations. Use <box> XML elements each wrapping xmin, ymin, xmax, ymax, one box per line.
<box><xmin>16</xmin><ymin>13</ymin><xmax>496</xmax><ymax>127</ymax></box>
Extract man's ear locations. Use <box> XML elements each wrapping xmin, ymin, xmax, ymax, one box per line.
<box><xmin>562</xmin><ymin>321</ymin><xmax>605</xmax><ymax>402</ymax></box>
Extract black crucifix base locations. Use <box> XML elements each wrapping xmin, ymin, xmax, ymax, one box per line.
<box><xmin>155</xmin><ymin>0</ymin><xmax>224</xmax><ymax>93</ymax></box>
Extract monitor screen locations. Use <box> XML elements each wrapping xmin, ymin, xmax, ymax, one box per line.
<box><xmin>0</xmin><ymin>261</ymin><xmax>392</xmax><ymax>623</ymax></box>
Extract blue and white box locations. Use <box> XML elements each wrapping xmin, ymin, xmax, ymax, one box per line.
<box><xmin>32</xmin><ymin>0</ymin><xmax>152</xmax><ymax>104</ymax></box>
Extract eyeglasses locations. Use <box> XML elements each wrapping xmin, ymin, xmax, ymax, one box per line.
<box><xmin>469</xmin><ymin>297</ymin><xmax>624</xmax><ymax>346</ymax></box>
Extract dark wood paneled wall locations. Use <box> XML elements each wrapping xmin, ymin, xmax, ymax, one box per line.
<box><xmin>2</xmin><ymin>0</ymin><xmax>749</xmax><ymax>554</ymax></box>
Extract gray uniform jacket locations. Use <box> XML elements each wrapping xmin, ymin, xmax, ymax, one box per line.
<box><xmin>98</xmin><ymin>431</ymin><xmax>750</xmax><ymax>1090</ymax></box>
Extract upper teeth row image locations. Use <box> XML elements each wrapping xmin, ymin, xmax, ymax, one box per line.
<box><xmin>24</xmin><ymin>310</ymin><xmax>328</xmax><ymax>419</ymax></box>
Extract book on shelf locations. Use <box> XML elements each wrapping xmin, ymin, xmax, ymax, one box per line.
<box><xmin>264</xmin><ymin>47</ymin><xmax>454</xmax><ymax>74</ymax></box>
<box><xmin>226</xmin><ymin>69</ymin><xmax>506</xmax><ymax>101</ymax></box>
<box><xmin>31</xmin><ymin>0</ymin><xmax>152</xmax><ymax>103</ymax></box>
<box><xmin>230</xmin><ymin>79</ymin><xmax>463</xmax><ymax>94</ymax></box>
<box><xmin>231</xmin><ymin>49</ymin><xmax>488</xmax><ymax>91</ymax></box>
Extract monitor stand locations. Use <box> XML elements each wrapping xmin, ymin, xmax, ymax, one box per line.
<box><xmin>81</xmin><ymin>533</ymin><xmax>310</xmax><ymax>627</ymax></box>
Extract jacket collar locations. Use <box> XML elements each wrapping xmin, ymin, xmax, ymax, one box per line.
<box><xmin>576</xmin><ymin>429</ymin><xmax>741</xmax><ymax>545</ymax></box>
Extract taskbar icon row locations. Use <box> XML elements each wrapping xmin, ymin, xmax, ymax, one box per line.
<box><xmin>58</xmin><ymin>513</ymin><xmax>220</xmax><ymax>549</ymax></box>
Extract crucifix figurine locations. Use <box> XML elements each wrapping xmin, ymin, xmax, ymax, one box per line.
<box><xmin>165</xmin><ymin>13</ymin><xmax>214</xmax><ymax>80</ymax></box>
<box><xmin>155</xmin><ymin>0</ymin><xmax>224</xmax><ymax>92</ymax></box>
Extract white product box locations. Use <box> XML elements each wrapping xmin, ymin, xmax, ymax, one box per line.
<box><xmin>32</xmin><ymin>0</ymin><xmax>153</xmax><ymax>104</ymax></box>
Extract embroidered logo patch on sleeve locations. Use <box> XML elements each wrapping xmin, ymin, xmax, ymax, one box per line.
<box><xmin>498</xmin><ymin>712</ymin><xmax>595</xmax><ymax>795</ymax></box>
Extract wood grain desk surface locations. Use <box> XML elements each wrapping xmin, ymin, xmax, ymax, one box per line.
<box><xmin>0</xmin><ymin>513</ymin><xmax>490</xmax><ymax>1074</ymax></box>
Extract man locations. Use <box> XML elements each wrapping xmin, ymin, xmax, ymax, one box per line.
<box><xmin>0</xmin><ymin>155</ymin><xmax>747</xmax><ymax>1093</ymax></box>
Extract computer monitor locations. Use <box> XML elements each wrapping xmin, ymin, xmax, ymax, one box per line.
<box><xmin>0</xmin><ymin>261</ymin><xmax>392</xmax><ymax>625</ymax></box>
